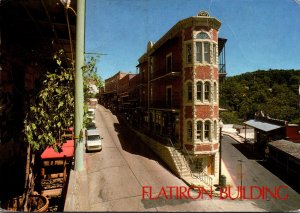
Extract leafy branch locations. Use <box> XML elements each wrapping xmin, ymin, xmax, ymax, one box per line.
<box><xmin>24</xmin><ymin>50</ymin><xmax>74</xmax><ymax>152</ymax></box>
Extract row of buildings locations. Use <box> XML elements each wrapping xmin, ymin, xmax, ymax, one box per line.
<box><xmin>100</xmin><ymin>11</ymin><xmax>227</xmax><ymax>178</ymax></box>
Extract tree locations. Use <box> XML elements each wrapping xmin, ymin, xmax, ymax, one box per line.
<box><xmin>220</xmin><ymin>69</ymin><xmax>300</xmax><ymax>124</ymax></box>
<box><xmin>24</xmin><ymin>50</ymin><xmax>74</xmax><ymax>152</ymax></box>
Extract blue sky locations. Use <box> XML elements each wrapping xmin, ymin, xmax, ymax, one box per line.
<box><xmin>85</xmin><ymin>0</ymin><xmax>300</xmax><ymax>80</ymax></box>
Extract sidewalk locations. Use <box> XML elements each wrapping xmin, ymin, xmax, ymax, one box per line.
<box><xmin>64</xmin><ymin>155</ymin><xmax>89</xmax><ymax>211</ymax></box>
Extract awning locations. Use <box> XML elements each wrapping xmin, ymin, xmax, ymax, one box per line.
<box><xmin>41</xmin><ymin>140</ymin><xmax>74</xmax><ymax>160</ymax></box>
<box><xmin>244</xmin><ymin>119</ymin><xmax>283</xmax><ymax>132</ymax></box>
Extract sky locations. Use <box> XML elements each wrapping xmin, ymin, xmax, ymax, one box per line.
<box><xmin>85</xmin><ymin>0</ymin><xmax>300</xmax><ymax>80</ymax></box>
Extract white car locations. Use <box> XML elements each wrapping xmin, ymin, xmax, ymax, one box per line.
<box><xmin>86</xmin><ymin>129</ymin><xmax>102</xmax><ymax>152</ymax></box>
<box><xmin>87</xmin><ymin>108</ymin><xmax>95</xmax><ymax>120</ymax></box>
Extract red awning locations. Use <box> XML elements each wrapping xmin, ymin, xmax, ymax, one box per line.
<box><xmin>41</xmin><ymin>140</ymin><xmax>74</xmax><ymax>159</ymax></box>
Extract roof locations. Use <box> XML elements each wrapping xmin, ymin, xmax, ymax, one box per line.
<box><xmin>268</xmin><ymin>140</ymin><xmax>300</xmax><ymax>160</ymax></box>
<box><xmin>2</xmin><ymin>0</ymin><xmax>76</xmax><ymax>62</ymax></box>
<box><xmin>244</xmin><ymin>119</ymin><xmax>283</xmax><ymax>132</ymax></box>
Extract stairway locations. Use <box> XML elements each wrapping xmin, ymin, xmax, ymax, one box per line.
<box><xmin>169</xmin><ymin>147</ymin><xmax>192</xmax><ymax>178</ymax></box>
<box><xmin>169</xmin><ymin>147</ymin><xmax>214</xmax><ymax>188</ymax></box>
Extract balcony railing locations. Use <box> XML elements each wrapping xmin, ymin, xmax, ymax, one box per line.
<box><xmin>150</xmin><ymin>62</ymin><xmax>181</xmax><ymax>81</ymax></box>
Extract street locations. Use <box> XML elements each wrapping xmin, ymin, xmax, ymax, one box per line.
<box><xmin>83</xmin><ymin>104</ymin><xmax>300</xmax><ymax>211</ymax></box>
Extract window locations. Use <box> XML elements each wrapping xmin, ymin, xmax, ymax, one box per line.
<box><xmin>197</xmin><ymin>82</ymin><xmax>202</xmax><ymax>101</ymax></box>
<box><xmin>204</xmin><ymin>82</ymin><xmax>210</xmax><ymax>101</ymax></box>
<box><xmin>187</xmin><ymin>121</ymin><xmax>192</xmax><ymax>141</ymax></box>
<box><xmin>196</xmin><ymin>32</ymin><xmax>209</xmax><ymax>39</ymax></box>
<box><xmin>204</xmin><ymin>42</ymin><xmax>210</xmax><ymax>63</ymax></box>
<box><xmin>195</xmin><ymin>32</ymin><xmax>212</xmax><ymax>64</ymax></box>
<box><xmin>166</xmin><ymin>54</ymin><xmax>172</xmax><ymax>72</ymax></box>
<box><xmin>204</xmin><ymin>121</ymin><xmax>210</xmax><ymax>140</ymax></box>
<box><xmin>196</xmin><ymin>121</ymin><xmax>202</xmax><ymax>140</ymax></box>
<box><xmin>186</xmin><ymin>44</ymin><xmax>192</xmax><ymax>63</ymax></box>
<box><xmin>187</xmin><ymin>83</ymin><xmax>192</xmax><ymax>102</ymax></box>
<box><xmin>196</xmin><ymin>42</ymin><xmax>202</xmax><ymax>63</ymax></box>
<box><xmin>195</xmin><ymin>42</ymin><xmax>211</xmax><ymax>63</ymax></box>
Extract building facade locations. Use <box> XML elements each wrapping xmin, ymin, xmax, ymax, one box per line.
<box><xmin>101</xmin><ymin>11</ymin><xmax>227</xmax><ymax>178</ymax></box>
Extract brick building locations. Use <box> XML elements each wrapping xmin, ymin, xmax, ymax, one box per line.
<box><xmin>102</xmin><ymin>11</ymin><xmax>227</xmax><ymax>179</ymax></box>
<box><xmin>101</xmin><ymin>71</ymin><xmax>127</xmax><ymax>109</ymax></box>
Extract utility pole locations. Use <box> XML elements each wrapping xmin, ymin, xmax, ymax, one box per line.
<box><xmin>74</xmin><ymin>0</ymin><xmax>85</xmax><ymax>171</ymax></box>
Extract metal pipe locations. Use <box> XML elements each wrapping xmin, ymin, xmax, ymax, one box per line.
<box><xmin>74</xmin><ymin>0</ymin><xmax>85</xmax><ymax>171</ymax></box>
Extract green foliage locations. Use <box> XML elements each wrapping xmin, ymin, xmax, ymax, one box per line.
<box><xmin>220</xmin><ymin>69</ymin><xmax>300</xmax><ymax>124</ymax></box>
<box><xmin>24</xmin><ymin>50</ymin><xmax>74</xmax><ymax>152</ymax></box>
<box><xmin>83</xmin><ymin>57</ymin><xmax>103</xmax><ymax>101</ymax></box>
<box><xmin>220</xmin><ymin>111</ymin><xmax>241</xmax><ymax>125</ymax></box>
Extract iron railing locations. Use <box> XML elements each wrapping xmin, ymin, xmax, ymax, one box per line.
<box><xmin>168</xmin><ymin>138</ymin><xmax>182</xmax><ymax>172</ymax></box>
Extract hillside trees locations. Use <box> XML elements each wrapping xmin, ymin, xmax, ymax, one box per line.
<box><xmin>220</xmin><ymin>69</ymin><xmax>300</xmax><ymax>124</ymax></box>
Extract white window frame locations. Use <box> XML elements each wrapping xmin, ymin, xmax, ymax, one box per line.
<box><xmin>194</xmin><ymin>32</ymin><xmax>212</xmax><ymax>65</ymax></box>
<box><xmin>196</xmin><ymin>81</ymin><xmax>203</xmax><ymax>101</ymax></box>
<box><xmin>204</xmin><ymin>120</ymin><xmax>211</xmax><ymax>141</ymax></box>
<box><xmin>196</xmin><ymin>121</ymin><xmax>202</xmax><ymax>141</ymax></box>
<box><xmin>204</xmin><ymin>82</ymin><xmax>210</xmax><ymax>101</ymax></box>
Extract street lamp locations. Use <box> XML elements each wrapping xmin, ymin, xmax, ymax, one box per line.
<box><xmin>216</xmin><ymin>119</ymin><xmax>223</xmax><ymax>191</ymax></box>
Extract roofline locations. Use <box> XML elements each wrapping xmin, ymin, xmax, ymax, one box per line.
<box><xmin>138</xmin><ymin>15</ymin><xmax>221</xmax><ymax>61</ymax></box>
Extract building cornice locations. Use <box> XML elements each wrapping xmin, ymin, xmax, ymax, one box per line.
<box><xmin>148</xmin><ymin>16</ymin><xmax>221</xmax><ymax>56</ymax></box>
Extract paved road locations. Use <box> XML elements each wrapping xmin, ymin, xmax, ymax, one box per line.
<box><xmin>84</xmin><ymin>105</ymin><xmax>300</xmax><ymax>211</ymax></box>
<box><xmin>222</xmin><ymin>135</ymin><xmax>300</xmax><ymax>211</ymax></box>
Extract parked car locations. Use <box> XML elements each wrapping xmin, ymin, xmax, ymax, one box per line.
<box><xmin>86</xmin><ymin>121</ymin><xmax>97</xmax><ymax>130</ymax></box>
<box><xmin>85</xmin><ymin>129</ymin><xmax>102</xmax><ymax>152</ymax></box>
<box><xmin>87</xmin><ymin>108</ymin><xmax>95</xmax><ymax>120</ymax></box>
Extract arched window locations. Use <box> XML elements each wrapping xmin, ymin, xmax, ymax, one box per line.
<box><xmin>204</xmin><ymin>121</ymin><xmax>211</xmax><ymax>141</ymax></box>
<box><xmin>187</xmin><ymin>121</ymin><xmax>193</xmax><ymax>142</ymax></box>
<box><xmin>196</xmin><ymin>121</ymin><xmax>202</xmax><ymax>140</ymax></box>
<box><xmin>187</xmin><ymin>82</ymin><xmax>192</xmax><ymax>102</ymax></box>
<box><xmin>195</xmin><ymin>32</ymin><xmax>211</xmax><ymax>64</ymax></box>
<box><xmin>204</xmin><ymin>82</ymin><xmax>210</xmax><ymax>101</ymax></box>
<box><xmin>196</xmin><ymin>81</ymin><xmax>202</xmax><ymax>101</ymax></box>
<box><xmin>196</xmin><ymin>32</ymin><xmax>210</xmax><ymax>39</ymax></box>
